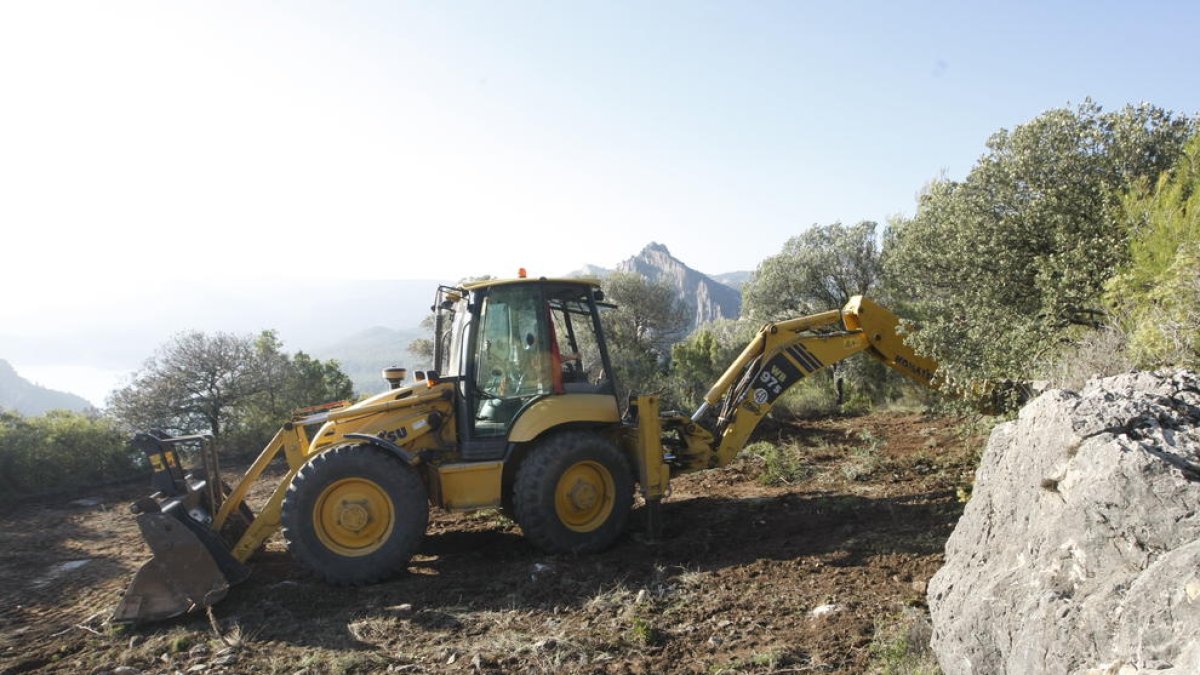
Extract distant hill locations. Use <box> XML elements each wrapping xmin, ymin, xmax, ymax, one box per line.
<box><xmin>0</xmin><ymin>359</ymin><xmax>92</xmax><ymax>415</ymax></box>
<box><xmin>566</xmin><ymin>264</ymin><xmax>614</xmax><ymax>279</ymax></box>
<box><xmin>311</xmin><ymin>325</ymin><xmax>428</xmax><ymax>397</ymax></box>
<box><xmin>616</xmin><ymin>242</ymin><xmax>742</xmax><ymax>330</ymax></box>
<box><xmin>710</xmin><ymin>270</ymin><xmax>752</xmax><ymax>290</ymax></box>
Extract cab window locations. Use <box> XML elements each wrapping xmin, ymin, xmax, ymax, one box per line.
<box><xmin>546</xmin><ymin>285</ymin><xmax>613</xmax><ymax>394</ymax></box>
<box><xmin>471</xmin><ymin>285</ymin><xmax>552</xmax><ymax>438</ymax></box>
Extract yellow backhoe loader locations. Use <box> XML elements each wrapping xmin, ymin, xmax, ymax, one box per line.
<box><xmin>113</xmin><ymin>276</ymin><xmax>940</xmax><ymax>623</ymax></box>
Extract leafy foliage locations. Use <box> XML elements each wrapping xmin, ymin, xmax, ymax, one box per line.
<box><xmin>737</xmin><ymin>220</ymin><xmax>907</xmax><ymax>407</ymax></box>
<box><xmin>884</xmin><ymin>101</ymin><xmax>1194</xmax><ymax>394</ymax></box>
<box><xmin>742</xmin><ymin>440</ymin><xmax>812</xmax><ymax>486</ymax></box>
<box><xmin>407</xmin><ymin>312</ymin><xmax>437</xmax><ymax>367</ymax></box>
<box><xmin>108</xmin><ymin>330</ymin><xmax>353</xmax><ymax>454</ymax></box>
<box><xmin>228</xmin><ymin>332</ymin><xmax>355</xmax><ymax>451</ymax></box>
<box><xmin>1106</xmin><ymin>133</ymin><xmax>1200</xmax><ymax>368</ymax></box>
<box><xmin>743</xmin><ymin>220</ymin><xmax>883</xmax><ymax>320</ymax></box>
<box><xmin>0</xmin><ymin>409</ymin><xmax>139</xmax><ymax>499</ymax></box>
<box><xmin>667</xmin><ymin>318</ymin><xmax>758</xmax><ymax>410</ymax></box>
<box><xmin>600</xmin><ymin>272</ymin><xmax>689</xmax><ymax>407</ymax></box>
<box><xmin>107</xmin><ymin>331</ymin><xmax>262</xmax><ymax>439</ymax></box>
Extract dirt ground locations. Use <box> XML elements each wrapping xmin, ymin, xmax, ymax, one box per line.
<box><xmin>0</xmin><ymin>412</ymin><xmax>986</xmax><ymax>674</ymax></box>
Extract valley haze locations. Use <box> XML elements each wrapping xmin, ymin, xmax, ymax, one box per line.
<box><xmin>0</xmin><ymin>248</ymin><xmax>747</xmax><ymax>408</ymax></box>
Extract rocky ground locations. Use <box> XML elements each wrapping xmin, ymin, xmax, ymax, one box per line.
<box><xmin>0</xmin><ymin>412</ymin><xmax>985</xmax><ymax>674</ymax></box>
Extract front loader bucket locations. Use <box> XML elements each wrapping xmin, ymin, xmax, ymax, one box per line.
<box><xmin>113</xmin><ymin>510</ymin><xmax>250</xmax><ymax>623</ymax></box>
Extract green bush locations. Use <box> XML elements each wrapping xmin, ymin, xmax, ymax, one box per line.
<box><xmin>0</xmin><ymin>409</ymin><xmax>142</xmax><ymax>500</ymax></box>
<box><xmin>841</xmin><ymin>430</ymin><xmax>885</xmax><ymax>481</ymax></box>
<box><xmin>667</xmin><ymin>318</ymin><xmax>759</xmax><ymax>411</ymax></box>
<box><xmin>883</xmin><ymin>102</ymin><xmax>1194</xmax><ymax>398</ymax></box>
<box><xmin>868</xmin><ymin>611</ymin><xmax>941</xmax><ymax>675</ymax></box>
<box><xmin>770</xmin><ymin>373</ymin><xmax>841</xmax><ymax>419</ymax></box>
<box><xmin>743</xmin><ymin>441</ymin><xmax>812</xmax><ymax>486</ymax></box>
<box><xmin>1106</xmin><ymin>133</ymin><xmax>1200</xmax><ymax>370</ymax></box>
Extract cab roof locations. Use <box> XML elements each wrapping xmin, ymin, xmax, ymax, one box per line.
<box><xmin>459</xmin><ymin>276</ymin><xmax>603</xmax><ymax>291</ymax></box>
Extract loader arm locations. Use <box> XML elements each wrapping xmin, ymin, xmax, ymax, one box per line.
<box><xmin>663</xmin><ymin>295</ymin><xmax>938</xmax><ymax>474</ymax></box>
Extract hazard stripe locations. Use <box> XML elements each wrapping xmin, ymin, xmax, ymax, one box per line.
<box><xmin>786</xmin><ymin>345</ymin><xmax>823</xmax><ymax>373</ymax></box>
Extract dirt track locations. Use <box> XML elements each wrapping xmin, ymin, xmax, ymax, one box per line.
<box><xmin>0</xmin><ymin>412</ymin><xmax>984</xmax><ymax>674</ymax></box>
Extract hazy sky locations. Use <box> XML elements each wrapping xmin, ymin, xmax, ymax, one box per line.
<box><xmin>2</xmin><ymin>1</ymin><xmax>1199</xmax><ymax>402</ymax></box>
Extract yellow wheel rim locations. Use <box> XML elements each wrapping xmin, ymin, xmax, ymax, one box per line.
<box><xmin>554</xmin><ymin>460</ymin><xmax>615</xmax><ymax>532</ymax></box>
<box><xmin>313</xmin><ymin>478</ymin><xmax>395</xmax><ymax>557</ymax></box>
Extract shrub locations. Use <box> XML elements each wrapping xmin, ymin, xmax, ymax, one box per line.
<box><xmin>743</xmin><ymin>440</ymin><xmax>812</xmax><ymax>486</ymax></box>
<box><xmin>770</xmin><ymin>374</ymin><xmax>841</xmax><ymax>419</ymax></box>
<box><xmin>0</xmin><ymin>409</ymin><xmax>143</xmax><ymax>500</ymax></box>
<box><xmin>841</xmin><ymin>431</ymin><xmax>885</xmax><ymax>481</ymax></box>
<box><xmin>868</xmin><ymin>611</ymin><xmax>940</xmax><ymax>675</ymax></box>
<box><xmin>883</xmin><ymin>102</ymin><xmax>1194</xmax><ymax>399</ymax></box>
<box><xmin>1106</xmin><ymin>133</ymin><xmax>1200</xmax><ymax>370</ymax></box>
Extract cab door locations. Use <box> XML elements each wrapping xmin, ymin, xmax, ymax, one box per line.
<box><xmin>459</xmin><ymin>284</ymin><xmax>553</xmax><ymax>459</ymax></box>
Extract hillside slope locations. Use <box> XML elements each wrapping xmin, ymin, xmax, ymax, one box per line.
<box><xmin>311</xmin><ymin>326</ymin><xmax>426</xmax><ymax>397</ymax></box>
<box><xmin>0</xmin><ymin>360</ymin><xmax>92</xmax><ymax>415</ymax></box>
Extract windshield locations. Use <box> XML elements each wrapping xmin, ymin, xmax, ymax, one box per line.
<box><xmin>474</xmin><ymin>285</ymin><xmax>552</xmax><ymax>399</ymax></box>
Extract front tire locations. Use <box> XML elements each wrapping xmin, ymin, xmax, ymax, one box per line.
<box><xmin>281</xmin><ymin>444</ymin><xmax>429</xmax><ymax>585</ymax></box>
<box><xmin>514</xmin><ymin>431</ymin><xmax>633</xmax><ymax>554</ymax></box>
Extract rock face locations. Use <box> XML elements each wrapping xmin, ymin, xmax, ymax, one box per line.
<box><xmin>929</xmin><ymin>371</ymin><xmax>1200</xmax><ymax>675</ymax></box>
<box><xmin>616</xmin><ymin>242</ymin><xmax>742</xmax><ymax>330</ymax></box>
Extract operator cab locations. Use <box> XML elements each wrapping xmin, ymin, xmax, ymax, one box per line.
<box><xmin>434</xmin><ymin>278</ymin><xmax>616</xmax><ymax>460</ymax></box>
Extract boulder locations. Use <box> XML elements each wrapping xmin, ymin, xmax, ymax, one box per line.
<box><xmin>929</xmin><ymin>371</ymin><xmax>1200</xmax><ymax>675</ymax></box>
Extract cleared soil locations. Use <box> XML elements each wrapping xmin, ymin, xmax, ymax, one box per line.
<box><xmin>0</xmin><ymin>412</ymin><xmax>985</xmax><ymax>674</ymax></box>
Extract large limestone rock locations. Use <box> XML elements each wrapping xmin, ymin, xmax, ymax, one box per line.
<box><xmin>929</xmin><ymin>371</ymin><xmax>1200</xmax><ymax>675</ymax></box>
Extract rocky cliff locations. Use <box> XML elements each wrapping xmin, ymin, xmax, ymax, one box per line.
<box><xmin>929</xmin><ymin>370</ymin><xmax>1200</xmax><ymax>674</ymax></box>
<box><xmin>615</xmin><ymin>242</ymin><xmax>742</xmax><ymax>330</ymax></box>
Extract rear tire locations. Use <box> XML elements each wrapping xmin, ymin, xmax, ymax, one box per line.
<box><xmin>514</xmin><ymin>431</ymin><xmax>633</xmax><ymax>554</ymax></box>
<box><xmin>282</xmin><ymin>444</ymin><xmax>428</xmax><ymax>585</ymax></box>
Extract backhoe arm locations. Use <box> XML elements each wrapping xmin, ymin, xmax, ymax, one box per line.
<box><xmin>663</xmin><ymin>296</ymin><xmax>938</xmax><ymax>473</ymax></box>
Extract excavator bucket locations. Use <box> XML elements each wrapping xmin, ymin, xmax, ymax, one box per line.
<box><xmin>114</xmin><ymin>509</ymin><xmax>249</xmax><ymax>622</ymax></box>
<box><xmin>113</xmin><ymin>432</ymin><xmax>252</xmax><ymax>624</ymax></box>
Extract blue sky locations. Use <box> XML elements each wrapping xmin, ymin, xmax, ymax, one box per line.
<box><xmin>1</xmin><ymin>1</ymin><xmax>1198</xmax><ymax>402</ymax></box>
<box><xmin>2</xmin><ymin>1</ymin><xmax>1196</xmax><ymax>286</ymax></box>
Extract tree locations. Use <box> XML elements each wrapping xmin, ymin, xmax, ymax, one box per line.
<box><xmin>743</xmin><ymin>220</ymin><xmax>883</xmax><ymax>320</ymax></box>
<box><xmin>600</xmin><ymin>272</ymin><xmax>689</xmax><ymax>405</ymax></box>
<box><xmin>407</xmin><ymin>314</ymin><xmax>436</xmax><ymax>365</ymax></box>
<box><xmin>603</xmin><ymin>272</ymin><xmax>689</xmax><ymax>355</ymax></box>
<box><xmin>668</xmin><ymin>318</ymin><xmax>758</xmax><ymax>410</ymax></box>
<box><xmin>109</xmin><ymin>331</ymin><xmax>265</xmax><ymax>439</ymax></box>
<box><xmin>883</xmin><ymin>101</ymin><xmax>1195</xmax><ymax>393</ymax></box>
<box><xmin>407</xmin><ymin>276</ymin><xmax>495</xmax><ymax>369</ymax></box>
<box><xmin>1106</xmin><ymin>132</ymin><xmax>1200</xmax><ymax>368</ymax></box>
<box><xmin>232</xmin><ymin>331</ymin><xmax>356</xmax><ymax>448</ymax></box>
<box><xmin>108</xmin><ymin>330</ymin><xmax>355</xmax><ymax>451</ymax></box>
<box><xmin>288</xmin><ymin>351</ymin><xmax>355</xmax><ymax>408</ymax></box>
<box><xmin>741</xmin><ymin>220</ymin><xmax>896</xmax><ymax>405</ymax></box>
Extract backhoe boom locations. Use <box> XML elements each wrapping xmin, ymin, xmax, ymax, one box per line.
<box><xmin>650</xmin><ymin>296</ymin><xmax>938</xmax><ymax>477</ymax></box>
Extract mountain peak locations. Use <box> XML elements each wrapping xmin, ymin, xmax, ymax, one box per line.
<box><xmin>616</xmin><ymin>243</ymin><xmax>741</xmax><ymax>330</ymax></box>
<box><xmin>642</xmin><ymin>241</ymin><xmax>672</xmax><ymax>256</ymax></box>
